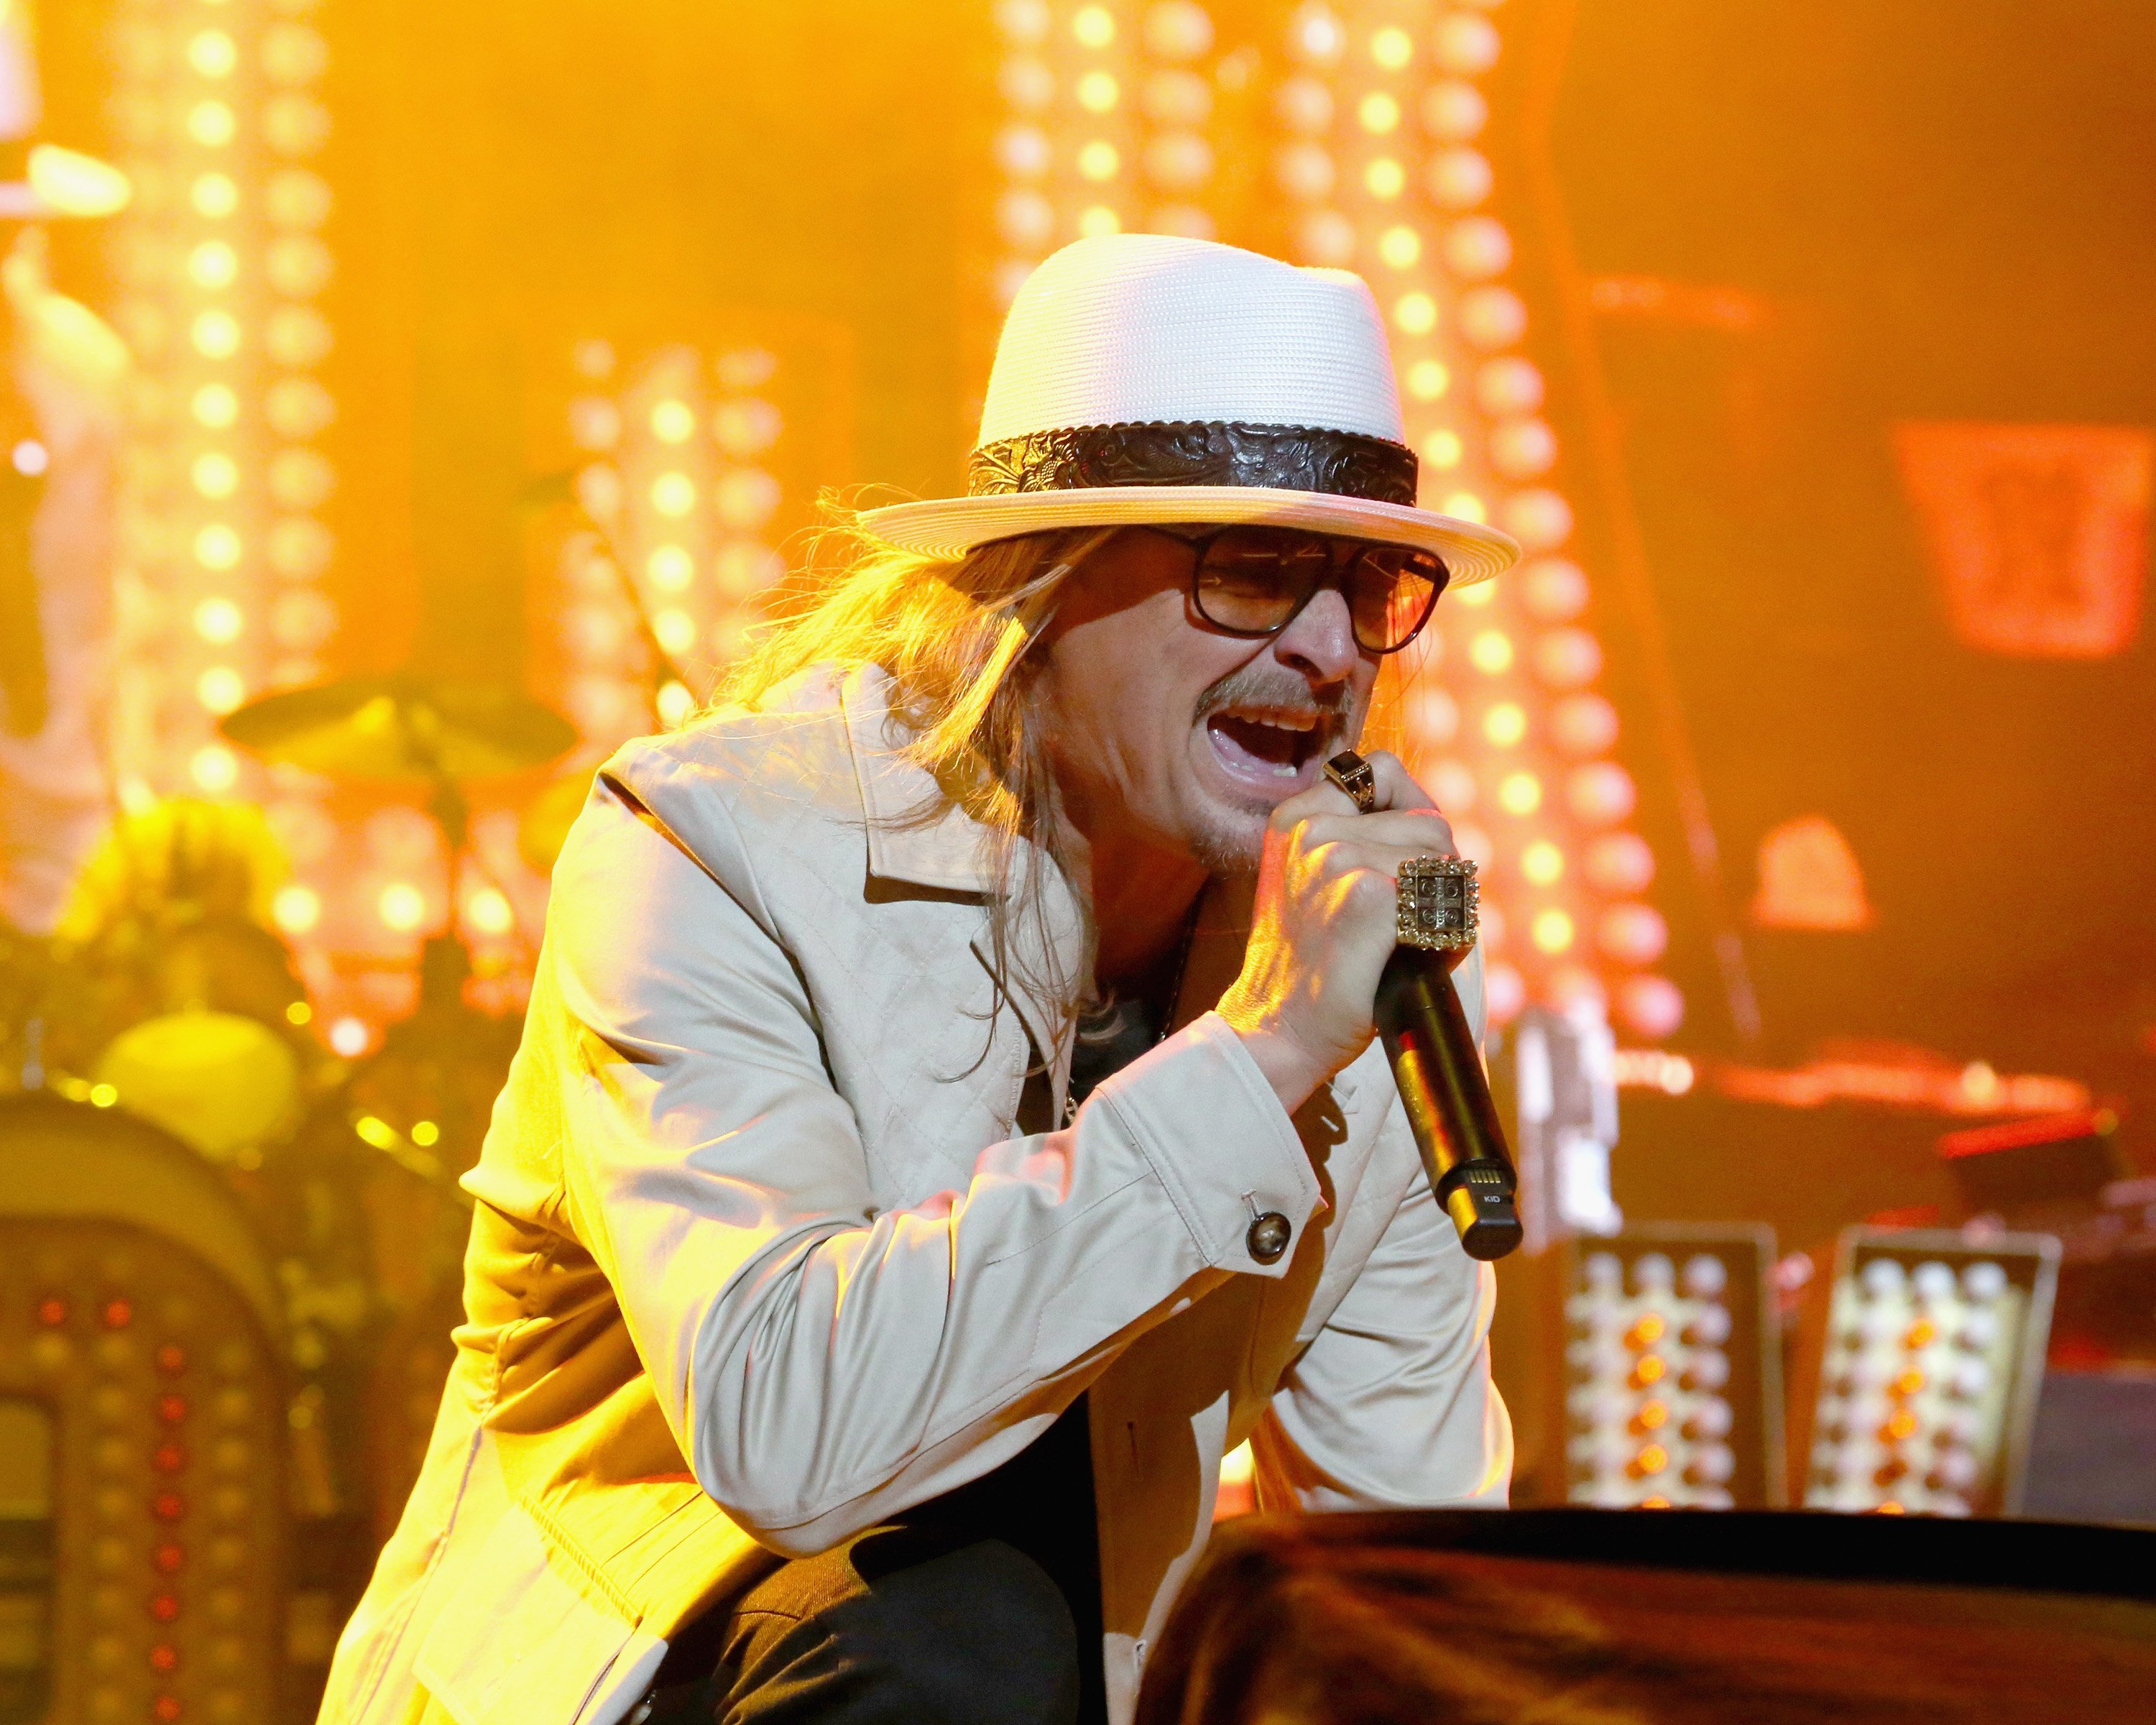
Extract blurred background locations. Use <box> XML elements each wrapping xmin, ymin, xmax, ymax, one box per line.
<box><xmin>1</xmin><ymin>2</ymin><xmax>2151</xmax><ymax>1719</ymax></box>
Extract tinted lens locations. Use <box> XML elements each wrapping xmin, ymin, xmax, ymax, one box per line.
<box><xmin>1348</xmin><ymin>545</ymin><xmax>1447</xmax><ymax>652</ymax></box>
<box><xmin>1191</xmin><ymin>528</ymin><xmax>1332</xmax><ymax>635</ymax></box>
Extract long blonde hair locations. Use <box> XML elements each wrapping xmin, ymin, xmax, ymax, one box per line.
<box><xmin>720</xmin><ymin>515</ymin><xmax>1121</xmax><ymax>1034</ymax></box>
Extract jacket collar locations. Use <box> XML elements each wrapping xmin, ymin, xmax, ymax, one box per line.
<box><xmin>839</xmin><ymin>665</ymin><xmax>1084</xmax><ymax>1082</ymax></box>
<box><xmin>839</xmin><ymin>664</ymin><xmax>998</xmax><ymax>893</ymax></box>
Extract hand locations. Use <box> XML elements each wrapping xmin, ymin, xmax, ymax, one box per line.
<box><xmin>1217</xmin><ymin>750</ymin><xmax>1457</xmax><ymax>1117</ymax></box>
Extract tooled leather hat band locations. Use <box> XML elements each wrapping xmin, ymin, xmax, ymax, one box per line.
<box><xmin>966</xmin><ymin>419</ymin><xmax>1419</xmax><ymax>507</ymax></box>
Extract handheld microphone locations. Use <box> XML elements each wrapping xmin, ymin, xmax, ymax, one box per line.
<box><xmin>1322</xmin><ymin>753</ymin><xmax>1521</xmax><ymax>1261</ymax></box>
<box><xmin>1375</xmin><ymin>918</ymin><xmax>1524</xmax><ymax>1262</ymax></box>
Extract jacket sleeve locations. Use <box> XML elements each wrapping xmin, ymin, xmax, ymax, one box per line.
<box><xmin>507</xmin><ymin>775</ymin><xmax>1321</xmax><ymax>1557</ymax></box>
<box><xmin>1248</xmin><ymin>948</ymin><xmax>1513</xmax><ymax>1513</ymax></box>
<box><xmin>1249</xmin><ymin>1121</ymin><xmax>1514</xmax><ymax>1513</ymax></box>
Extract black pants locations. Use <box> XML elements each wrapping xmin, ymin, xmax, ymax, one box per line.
<box><xmin>637</xmin><ymin>1528</ymin><xmax>1082</xmax><ymax>1725</ymax></box>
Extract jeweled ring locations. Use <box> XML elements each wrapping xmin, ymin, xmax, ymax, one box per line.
<box><xmin>1396</xmin><ymin>855</ymin><xmax>1480</xmax><ymax>952</ymax></box>
<box><xmin>1324</xmin><ymin>750</ymin><xmax>1378</xmax><ymax>814</ymax></box>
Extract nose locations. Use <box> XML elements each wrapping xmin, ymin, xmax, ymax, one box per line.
<box><xmin>1269</xmin><ymin>584</ymin><xmax>1362</xmax><ymax>689</ymax></box>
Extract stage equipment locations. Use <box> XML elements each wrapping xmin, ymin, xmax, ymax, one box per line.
<box><xmin>222</xmin><ymin>670</ymin><xmax>573</xmax><ymax>974</ymax></box>
<box><xmin>221</xmin><ymin>674</ymin><xmax>576</xmax><ymax>785</ymax></box>
<box><xmin>1938</xmin><ymin>1108</ymin><xmax>2128</xmax><ymax>1220</ymax></box>
<box><xmin>1894</xmin><ymin>421</ymin><xmax>2150</xmax><ymax>661</ymax></box>
<box><xmin>1802</xmin><ymin>1226</ymin><xmax>2059</xmax><ymax>1517</ymax></box>
<box><xmin>2023</xmin><ymin>1366</ymin><xmax>2156</xmax><ymax>1524</ymax></box>
<box><xmin>0</xmin><ymin>1095</ymin><xmax>288</xmax><ymax>1725</ymax></box>
<box><xmin>1560</xmin><ymin>1225</ymin><xmax>1783</xmax><ymax>1509</ymax></box>
<box><xmin>92</xmin><ymin>1010</ymin><xmax>303</xmax><ymax>1164</ymax></box>
<box><xmin>1327</xmin><ymin>746</ymin><xmax>1521</xmax><ymax>1261</ymax></box>
<box><xmin>1510</xmin><ymin>999</ymin><xmax>1621</xmax><ymax>1251</ymax></box>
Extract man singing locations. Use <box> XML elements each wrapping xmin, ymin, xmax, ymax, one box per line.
<box><xmin>324</xmin><ymin>235</ymin><xmax>1518</xmax><ymax>1725</ymax></box>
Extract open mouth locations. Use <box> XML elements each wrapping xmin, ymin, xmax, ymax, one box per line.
<box><xmin>1203</xmin><ymin>704</ymin><xmax>1332</xmax><ymax>785</ymax></box>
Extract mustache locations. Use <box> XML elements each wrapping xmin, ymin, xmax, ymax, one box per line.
<box><xmin>1193</xmin><ymin>663</ymin><xmax>1351</xmax><ymax>724</ymax></box>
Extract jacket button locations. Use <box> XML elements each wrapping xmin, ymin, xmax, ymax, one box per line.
<box><xmin>1246</xmin><ymin>1211</ymin><xmax>1292</xmax><ymax>1264</ymax></box>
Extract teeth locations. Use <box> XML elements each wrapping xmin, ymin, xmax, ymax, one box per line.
<box><xmin>1220</xmin><ymin>708</ymin><xmax>1319</xmax><ymax>731</ymax></box>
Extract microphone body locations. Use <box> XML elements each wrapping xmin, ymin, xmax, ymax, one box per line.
<box><xmin>1375</xmin><ymin>944</ymin><xmax>1524</xmax><ymax>1261</ymax></box>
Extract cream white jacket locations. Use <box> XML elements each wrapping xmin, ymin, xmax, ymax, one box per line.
<box><xmin>319</xmin><ymin>666</ymin><xmax>1509</xmax><ymax>1725</ymax></box>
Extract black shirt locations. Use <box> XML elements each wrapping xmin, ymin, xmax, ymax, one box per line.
<box><xmin>913</xmin><ymin>990</ymin><xmax>1167</xmax><ymax>1725</ymax></box>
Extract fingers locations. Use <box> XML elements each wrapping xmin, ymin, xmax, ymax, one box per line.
<box><xmin>1307</xmin><ymin>836</ymin><xmax>1459</xmax><ymax>901</ymax></box>
<box><xmin>1273</xmin><ymin>776</ymin><xmax>1355</xmax><ymax>829</ymax></box>
<box><xmin>1360</xmin><ymin>750</ymin><xmax>1436</xmax><ymax>814</ymax></box>
<box><xmin>1274</xmin><ymin>750</ymin><xmax>1442</xmax><ymax>832</ymax></box>
<box><xmin>1299</xmin><ymin>807</ymin><xmax>1457</xmax><ymax>857</ymax></box>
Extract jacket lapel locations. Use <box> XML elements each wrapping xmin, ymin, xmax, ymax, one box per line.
<box><xmin>839</xmin><ymin>666</ymin><xmax>1083</xmax><ymax>1102</ymax></box>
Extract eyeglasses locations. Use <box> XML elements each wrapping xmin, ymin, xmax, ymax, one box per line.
<box><xmin>1146</xmin><ymin>524</ymin><xmax>1450</xmax><ymax>656</ymax></box>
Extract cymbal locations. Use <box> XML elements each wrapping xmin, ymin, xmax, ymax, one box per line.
<box><xmin>221</xmin><ymin>675</ymin><xmax>578</xmax><ymax>783</ymax></box>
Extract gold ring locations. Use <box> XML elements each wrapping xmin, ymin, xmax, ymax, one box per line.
<box><xmin>1324</xmin><ymin>750</ymin><xmax>1378</xmax><ymax>814</ymax></box>
<box><xmin>1396</xmin><ymin>855</ymin><xmax>1480</xmax><ymax>952</ymax></box>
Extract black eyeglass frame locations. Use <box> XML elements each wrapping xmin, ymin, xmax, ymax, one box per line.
<box><xmin>1142</xmin><ymin>523</ymin><xmax>1450</xmax><ymax>657</ymax></box>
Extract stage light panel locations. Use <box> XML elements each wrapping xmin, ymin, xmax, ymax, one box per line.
<box><xmin>1433</xmin><ymin>10</ymin><xmax>1501</xmax><ymax>76</ymax></box>
<box><xmin>194</xmin><ymin>524</ymin><xmax>244</xmax><ymax>570</ymax></box>
<box><xmin>377</xmin><ymin>883</ymin><xmax>428</xmax><ymax>934</ymax></box>
<box><xmin>1565</xmin><ymin>1227</ymin><xmax>1783</xmax><ymax>1509</ymax></box>
<box><xmin>195</xmin><ymin>667</ymin><xmax>247</xmax><ymax>713</ymax></box>
<box><xmin>110</xmin><ymin>0</ymin><xmax>349</xmax><ymax>1029</ymax></box>
<box><xmin>272</xmin><ymin>885</ymin><xmax>322</xmax><ymax>936</ymax></box>
<box><xmin>1419</xmin><ymin>427</ymin><xmax>1462</xmax><ymax>466</ymax></box>
<box><xmin>1077</xmin><ymin>70</ymin><xmax>1121</xmax><ymax>112</ymax></box>
<box><xmin>653</xmin><ymin>609</ymin><xmax>697</xmax><ymax>656</ymax></box>
<box><xmin>1358</xmin><ymin>91</ymin><xmax>1401</xmax><ymax>134</ymax></box>
<box><xmin>1377</xmin><ymin>224</ymin><xmax>1421</xmax><ymax>268</ymax></box>
<box><xmin>655</xmin><ymin>679</ymin><xmax>696</xmax><ymax>728</ymax></box>
<box><xmin>186</xmin><ymin>100</ymin><xmax>236</xmax><ymax>147</ymax></box>
<box><xmin>465</xmin><ymin>888</ymin><xmax>515</xmax><ymax>938</ymax></box>
<box><xmin>188</xmin><ymin>29</ymin><xmax>239</xmax><ymax>78</ymax></box>
<box><xmin>649</xmin><ymin>472</ymin><xmax>697</xmax><ymax>518</ymax></box>
<box><xmin>1370</xmin><ymin>25</ymin><xmax>1414</xmax><ymax>70</ymax></box>
<box><xmin>1077</xmin><ymin>139</ymin><xmax>1121</xmax><ymax>182</ymax></box>
<box><xmin>1073</xmin><ymin>5</ymin><xmax>1117</xmax><ymax>49</ymax></box>
<box><xmin>545</xmin><ymin>336</ymin><xmax>793</xmax><ymax>802</ymax></box>
<box><xmin>1422</xmin><ymin>79</ymin><xmax>1486</xmax><ymax>140</ymax></box>
<box><xmin>1521</xmin><ymin>840</ymin><xmax>1563</xmax><ymax>885</ymax></box>
<box><xmin>648</xmin><ymin>546</ymin><xmax>695</xmax><ymax>592</ymax></box>
<box><xmin>1805</xmin><ymin>1228</ymin><xmax>2058</xmax><ymax>1517</ymax></box>
<box><xmin>192</xmin><ymin>310</ymin><xmax>242</xmax><ymax>358</ymax></box>
<box><xmin>1528</xmin><ymin>906</ymin><xmax>1570</xmax><ymax>952</ymax></box>
<box><xmin>1289</xmin><ymin>4</ymin><xmax>1345</xmax><ymax>64</ymax></box>
<box><xmin>189</xmin><ymin>746</ymin><xmax>239</xmax><ymax>794</ymax></box>
<box><xmin>1392</xmin><ymin>289</ymin><xmax>1437</xmax><ymax>332</ymax></box>
<box><xmin>190</xmin><ymin>171</ymin><xmax>240</xmax><ymax>216</ymax></box>
<box><xmin>1469</xmin><ymin>629</ymin><xmax>1513</xmax><ymax>673</ymax></box>
<box><xmin>192</xmin><ymin>452</ymin><xmax>241</xmax><ymax>499</ymax></box>
<box><xmin>191</xmin><ymin>383</ymin><xmax>240</xmax><ymax>428</ymax></box>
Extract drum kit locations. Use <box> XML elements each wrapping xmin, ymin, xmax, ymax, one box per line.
<box><xmin>0</xmin><ymin>668</ymin><xmax>581</xmax><ymax>1540</ymax></box>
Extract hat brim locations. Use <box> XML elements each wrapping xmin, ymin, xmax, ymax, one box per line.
<box><xmin>857</xmin><ymin>485</ymin><xmax>1521</xmax><ymax>586</ymax></box>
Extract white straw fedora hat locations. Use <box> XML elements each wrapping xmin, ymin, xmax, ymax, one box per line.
<box><xmin>860</xmin><ymin>233</ymin><xmax>1519</xmax><ymax>586</ymax></box>
<box><xmin>0</xmin><ymin>1</ymin><xmax>131</xmax><ymax>219</ymax></box>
